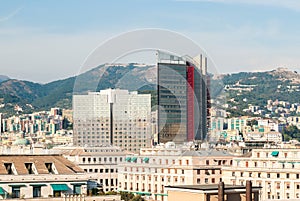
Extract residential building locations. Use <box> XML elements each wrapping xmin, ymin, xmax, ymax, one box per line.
<box><xmin>73</xmin><ymin>89</ymin><xmax>151</xmax><ymax>152</ymax></box>
<box><xmin>244</xmin><ymin>131</ymin><xmax>282</xmax><ymax>143</ymax></box>
<box><xmin>0</xmin><ymin>154</ymin><xmax>87</xmax><ymax>199</ymax></box>
<box><xmin>157</xmin><ymin>51</ymin><xmax>208</xmax><ymax>144</ymax></box>
<box><xmin>227</xmin><ymin>117</ymin><xmax>248</xmax><ymax>132</ymax></box>
<box><xmin>118</xmin><ymin>142</ymin><xmax>234</xmax><ymax>201</ymax></box>
<box><xmin>55</xmin><ymin>146</ymin><xmax>129</xmax><ymax>193</ymax></box>
<box><xmin>222</xmin><ymin>148</ymin><xmax>300</xmax><ymax>200</ymax></box>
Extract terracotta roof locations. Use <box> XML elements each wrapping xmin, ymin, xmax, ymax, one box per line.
<box><xmin>0</xmin><ymin>155</ymin><xmax>85</xmax><ymax>175</ymax></box>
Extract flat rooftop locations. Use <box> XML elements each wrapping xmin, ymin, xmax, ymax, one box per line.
<box><xmin>165</xmin><ymin>184</ymin><xmax>262</xmax><ymax>191</ymax></box>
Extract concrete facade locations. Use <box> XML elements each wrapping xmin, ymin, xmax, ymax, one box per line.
<box><xmin>222</xmin><ymin>148</ymin><xmax>300</xmax><ymax>200</ymax></box>
<box><xmin>118</xmin><ymin>143</ymin><xmax>234</xmax><ymax>201</ymax></box>
<box><xmin>73</xmin><ymin>89</ymin><xmax>151</xmax><ymax>152</ymax></box>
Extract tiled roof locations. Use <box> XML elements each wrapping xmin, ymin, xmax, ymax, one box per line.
<box><xmin>0</xmin><ymin>155</ymin><xmax>84</xmax><ymax>175</ymax></box>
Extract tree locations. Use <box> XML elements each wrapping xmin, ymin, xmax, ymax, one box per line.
<box><xmin>282</xmin><ymin>125</ymin><xmax>300</xmax><ymax>140</ymax></box>
<box><xmin>130</xmin><ymin>195</ymin><xmax>145</xmax><ymax>201</ymax></box>
<box><xmin>247</xmin><ymin>119</ymin><xmax>258</xmax><ymax>127</ymax></box>
<box><xmin>120</xmin><ymin>192</ymin><xmax>134</xmax><ymax>201</ymax></box>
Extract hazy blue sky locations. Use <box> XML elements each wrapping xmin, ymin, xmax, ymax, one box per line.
<box><xmin>1</xmin><ymin>0</ymin><xmax>300</xmax><ymax>83</ymax></box>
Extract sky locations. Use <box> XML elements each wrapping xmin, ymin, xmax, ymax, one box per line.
<box><xmin>0</xmin><ymin>0</ymin><xmax>300</xmax><ymax>83</ymax></box>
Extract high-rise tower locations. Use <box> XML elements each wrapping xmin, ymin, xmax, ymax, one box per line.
<box><xmin>157</xmin><ymin>52</ymin><xmax>208</xmax><ymax>144</ymax></box>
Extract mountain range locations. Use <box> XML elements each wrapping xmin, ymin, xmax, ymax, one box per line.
<box><xmin>0</xmin><ymin>65</ymin><xmax>299</xmax><ymax>117</ymax></box>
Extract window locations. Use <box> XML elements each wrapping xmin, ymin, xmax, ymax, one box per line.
<box><xmin>297</xmin><ymin>174</ymin><xmax>300</xmax><ymax>179</ymax></box>
<box><xmin>25</xmin><ymin>163</ymin><xmax>35</xmax><ymax>174</ymax></box>
<box><xmin>277</xmin><ymin>173</ymin><xmax>280</xmax><ymax>178</ymax></box>
<box><xmin>197</xmin><ymin>179</ymin><xmax>201</xmax><ymax>184</ymax></box>
<box><xmin>276</xmin><ymin>183</ymin><xmax>280</xmax><ymax>189</ymax></box>
<box><xmin>205</xmin><ymin>178</ymin><xmax>208</xmax><ymax>184</ymax></box>
<box><xmin>33</xmin><ymin>186</ymin><xmax>41</xmax><ymax>197</ymax></box>
<box><xmin>4</xmin><ymin>163</ymin><xmax>15</xmax><ymax>175</ymax></box>
<box><xmin>277</xmin><ymin>192</ymin><xmax>280</xmax><ymax>199</ymax></box>
<box><xmin>45</xmin><ymin>163</ymin><xmax>56</xmax><ymax>174</ymax></box>
<box><xmin>212</xmin><ymin>178</ymin><xmax>215</xmax><ymax>183</ymax></box>
<box><xmin>287</xmin><ymin>173</ymin><xmax>290</xmax><ymax>179</ymax></box>
<box><xmin>258</xmin><ymin>173</ymin><xmax>261</xmax><ymax>178</ymax></box>
<box><xmin>206</xmin><ymin>160</ymin><xmax>209</xmax><ymax>165</ymax></box>
<box><xmin>12</xmin><ymin>187</ymin><xmax>20</xmax><ymax>198</ymax></box>
<box><xmin>267</xmin><ymin>173</ymin><xmax>270</xmax><ymax>178</ymax></box>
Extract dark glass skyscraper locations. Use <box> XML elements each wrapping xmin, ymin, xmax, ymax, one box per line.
<box><xmin>157</xmin><ymin>52</ymin><xmax>208</xmax><ymax>144</ymax></box>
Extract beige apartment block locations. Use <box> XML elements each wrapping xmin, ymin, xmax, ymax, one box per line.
<box><xmin>222</xmin><ymin>148</ymin><xmax>300</xmax><ymax>200</ymax></box>
<box><xmin>118</xmin><ymin>143</ymin><xmax>234</xmax><ymax>201</ymax></box>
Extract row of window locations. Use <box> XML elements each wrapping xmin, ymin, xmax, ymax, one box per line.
<box><xmin>4</xmin><ymin>162</ymin><xmax>56</xmax><ymax>175</ymax></box>
<box><xmin>196</xmin><ymin>169</ymin><xmax>221</xmax><ymax>175</ymax></box>
<box><xmin>197</xmin><ymin>178</ymin><xmax>222</xmax><ymax>184</ymax></box>
<box><xmin>84</xmin><ymin>168</ymin><xmax>117</xmax><ymax>173</ymax></box>
<box><xmin>124</xmin><ymin>167</ymin><xmax>185</xmax><ymax>174</ymax></box>
<box><xmin>232</xmin><ymin>171</ymin><xmax>299</xmax><ymax>179</ymax></box>
<box><xmin>124</xmin><ymin>175</ymin><xmax>186</xmax><ymax>183</ymax></box>
<box><xmin>82</xmin><ymin>157</ymin><xmax>123</xmax><ymax>163</ymax></box>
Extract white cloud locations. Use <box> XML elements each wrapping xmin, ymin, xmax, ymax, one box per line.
<box><xmin>0</xmin><ymin>7</ymin><xmax>23</xmax><ymax>22</ymax></box>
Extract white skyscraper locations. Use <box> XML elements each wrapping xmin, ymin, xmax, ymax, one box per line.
<box><xmin>73</xmin><ymin>89</ymin><xmax>151</xmax><ymax>152</ymax></box>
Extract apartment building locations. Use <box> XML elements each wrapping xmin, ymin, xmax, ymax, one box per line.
<box><xmin>57</xmin><ymin>146</ymin><xmax>130</xmax><ymax>193</ymax></box>
<box><xmin>222</xmin><ymin>148</ymin><xmax>300</xmax><ymax>200</ymax></box>
<box><xmin>0</xmin><ymin>154</ymin><xmax>87</xmax><ymax>199</ymax></box>
<box><xmin>118</xmin><ymin>142</ymin><xmax>234</xmax><ymax>201</ymax></box>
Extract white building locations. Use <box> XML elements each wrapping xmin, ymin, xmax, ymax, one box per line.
<box><xmin>244</xmin><ymin>132</ymin><xmax>282</xmax><ymax>143</ymax></box>
<box><xmin>118</xmin><ymin>143</ymin><xmax>234</xmax><ymax>201</ymax></box>
<box><xmin>222</xmin><ymin>148</ymin><xmax>300</xmax><ymax>200</ymax></box>
<box><xmin>73</xmin><ymin>89</ymin><xmax>152</xmax><ymax>152</ymax></box>
<box><xmin>56</xmin><ymin>146</ymin><xmax>130</xmax><ymax>193</ymax></box>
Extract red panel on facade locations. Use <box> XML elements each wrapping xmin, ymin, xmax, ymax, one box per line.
<box><xmin>187</xmin><ymin>66</ymin><xmax>194</xmax><ymax>141</ymax></box>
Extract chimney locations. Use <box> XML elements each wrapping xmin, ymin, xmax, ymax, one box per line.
<box><xmin>218</xmin><ymin>181</ymin><xmax>225</xmax><ymax>201</ymax></box>
<box><xmin>246</xmin><ymin>180</ymin><xmax>252</xmax><ymax>201</ymax></box>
